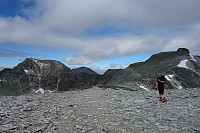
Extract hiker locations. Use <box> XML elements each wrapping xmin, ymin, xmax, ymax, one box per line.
<box><xmin>156</xmin><ymin>72</ymin><xmax>167</xmax><ymax>102</ymax></box>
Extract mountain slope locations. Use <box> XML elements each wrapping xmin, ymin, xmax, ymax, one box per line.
<box><xmin>98</xmin><ymin>48</ymin><xmax>200</xmax><ymax>89</ymax></box>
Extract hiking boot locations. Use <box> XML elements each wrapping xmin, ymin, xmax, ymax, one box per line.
<box><xmin>159</xmin><ymin>97</ymin><xmax>162</xmax><ymax>101</ymax></box>
<box><xmin>162</xmin><ymin>97</ymin><xmax>167</xmax><ymax>103</ymax></box>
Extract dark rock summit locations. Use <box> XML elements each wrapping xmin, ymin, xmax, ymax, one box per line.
<box><xmin>74</xmin><ymin>67</ymin><xmax>98</xmax><ymax>75</ymax></box>
<box><xmin>177</xmin><ymin>48</ymin><xmax>190</xmax><ymax>54</ymax></box>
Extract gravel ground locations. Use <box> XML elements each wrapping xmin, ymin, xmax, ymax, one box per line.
<box><xmin>0</xmin><ymin>87</ymin><xmax>199</xmax><ymax>133</ymax></box>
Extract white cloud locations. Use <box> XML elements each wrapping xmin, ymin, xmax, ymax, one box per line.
<box><xmin>0</xmin><ymin>49</ymin><xmax>33</xmax><ymax>57</ymax></box>
<box><xmin>88</xmin><ymin>64</ymin><xmax>126</xmax><ymax>74</ymax></box>
<box><xmin>0</xmin><ymin>0</ymin><xmax>200</xmax><ymax>65</ymax></box>
<box><xmin>36</xmin><ymin>55</ymin><xmax>45</xmax><ymax>60</ymax></box>
<box><xmin>65</xmin><ymin>34</ymin><xmax>168</xmax><ymax>65</ymax></box>
<box><xmin>0</xmin><ymin>66</ymin><xmax>13</xmax><ymax>71</ymax></box>
<box><xmin>30</xmin><ymin>0</ymin><xmax>200</xmax><ymax>32</ymax></box>
<box><xmin>0</xmin><ymin>66</ymin><xmax>5</xmax><ymax>71</ymax></box>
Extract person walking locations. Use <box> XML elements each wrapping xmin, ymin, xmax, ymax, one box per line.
<box><xmin>156</xmin><ymin>72</ymin><xmax>167</xmax><ymax>102</ymax></box>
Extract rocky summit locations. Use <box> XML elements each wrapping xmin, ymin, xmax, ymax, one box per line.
<box><xmin>0</xmin><ymin>87</ymin><xmax>199</xmax><ymax>132</ymax></box>
<box><xmin>98</xmin><ymin>48</ymin><xmax>200</xmax><ymax>90</ymax></box>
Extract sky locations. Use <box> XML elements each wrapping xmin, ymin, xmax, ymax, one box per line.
<box><xmin>0</xmin><ymin>0</ymin><xmax>200</xmax><ymax>74</ymax></box>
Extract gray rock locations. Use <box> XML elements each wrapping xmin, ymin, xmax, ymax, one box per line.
<box><xmin>0</xmin><ymin>124</ymin><xmax>18</xmax><ymax>132</ymax></box>
<box><xmin>0</xmin><ymin>88</ymin><xmax>199</xmax><ymax>132</ymax></box>
<box><xmin>34</xmin><ymin>126</ymin><xmax>46</xmax><ymax>132</ymax></box>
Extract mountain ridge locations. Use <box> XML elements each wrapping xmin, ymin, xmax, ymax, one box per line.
<box><xmin>98</xmin><ymin>48</ymin><xmax>200</xmax><ymax>90</ymax></box>
<box><xmin>0</xmin><ymin>48</ymin><xmax>200</xmax><ymax>96</ymax></box>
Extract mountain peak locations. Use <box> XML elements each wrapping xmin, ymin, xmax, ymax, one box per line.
<box><xmin>74</xmin><ymin>67</ymin><xmax>98</xmax><ymax>75</ymax></box>
<box><xmin>177</xmin><ymin>48</ymin><xmax>190</xmax><ymax>54</ymax></box>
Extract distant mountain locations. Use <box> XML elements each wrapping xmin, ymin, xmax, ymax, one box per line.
<box><xmin>74</xmin><ymin>67</ymin><xmax>98</xmax><ymax>75</ymax></box>
<box><xmin>0</xmin><ymin>58</ymin><xmax>98</xmax><ymax>95</ymax></box>
<box><xmin>98</xmin><ymin>48</ymin><xmax>200</xmax><ymax>90</ymax></box>
<box><xmin>73</xmin><ymin>67</ymin><xmax>99</xmax><ymax>88</ymax></box>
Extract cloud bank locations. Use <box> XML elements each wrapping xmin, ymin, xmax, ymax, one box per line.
<box><xmin>88</xmin><ymin>64</ymin><xmax>126</xmax><ymax>74</ymax></box>
<box><xmin>0</xmin><ymin>0</ymin><xmax>200</xmax><ymax>65</ymax></box>
<box><xmin>0</xmin><ymin>49</ymin><xmax>32</xmax><ymax>57</ymax></box>
<box><xmin>0</xmin><ymin>66</ymin><xmax>5</xmax><ymax>71</ymax></box>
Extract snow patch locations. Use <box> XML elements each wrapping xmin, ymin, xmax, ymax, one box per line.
<box><xmin>47</xmin><ymin>90</ymin><xmax>54</xmax><ymax>93</ymax></box>
<box><xmin>178</xmin><ymin>59</ymin><xmax>188</xmax><ymax>69</ymax></box>
<box><xmin>178</xmin><ymin>85</ymin><xmax>183</xmax><ymax>89</ymax></box>
<box><xmin>140</xmin><ymin>85</ymin><xmax>148</xmax><ymax>91</ymax></box>
<box><xmin>165</xmin><ymin>75</ymin><xmax>173</xmax><ymax>81</ymax></box>
<box><xmin>190</xmin><ymin>54</ymin><xmax>197</xmax><ymax>62</ymax></box>
<box><xmin>24</xmin><ymin>69</ymin><xmax>34</xmax><ymax>75</ymax></box>
<box><xmin>0</xmin><ymin>78</ymin><xmax>6</xmax><ymax>82</ymax></box>
<box><xmin>33</xmin><ymin>59</ymin><xmax>38</xmax><ymax>63</ymax></box>
<box><xmin>34</xmin><ymin>88</ymin><xmax>54</xmax><ymax>94</ymax></box>
<box><xmin>24</xmin><ymin>69</ymin><xmax>29</xmax><ymax>73</ymax></box>
<box><xmin>34</xmin><ymin>88</ymin><xmax>45</xmax><ymax>94</ymax></box>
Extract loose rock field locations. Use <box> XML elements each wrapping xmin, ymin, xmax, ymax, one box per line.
<box><xmin>0</xmin><ymin>87</ymin><xmax>199</xmax><ymax>133</ymax></box>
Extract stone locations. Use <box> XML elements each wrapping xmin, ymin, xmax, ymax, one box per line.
<box><xmin>0</xmin><ymin>124</ymin><xmax>18</xmax><ymax>131</ymax></box>
<box><xmin>81</xmin><ymin>127</ymin><xmax>92</xmax><ymax>132</ymax></box>
<box><xmin>35</xmin><ymin>126</ymin><xmax>46</xmax><ymax>132</ymax></box>
<box><xmin>69</xmin><ymin>104</ymin><xmax>74</xmax><ymax>107</ymax></box>
<box><xmin>0</xmin><ymin>88</ymin><xmax>199</xmax><ymax>132</ymax></box>
<box><xmin>76</xmin><ymin>125</ymin><xmax>83</xmax><ymax>130</ymax></box>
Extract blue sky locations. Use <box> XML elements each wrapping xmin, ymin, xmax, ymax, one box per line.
<box><xmin>0</xmin><ymin>0</ymin><xmax>200</xmax><ymax>74</ymax></box>
<box><xmin>0</xmin><ymin>42</ymin><xmax>154</xmax><ymax>73</ymax></box>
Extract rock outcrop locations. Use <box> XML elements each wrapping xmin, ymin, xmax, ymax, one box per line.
<box><xmin>177</xmin><ymin>48</ymin><xmax>190</xmax><ymax>54</ymax></box>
